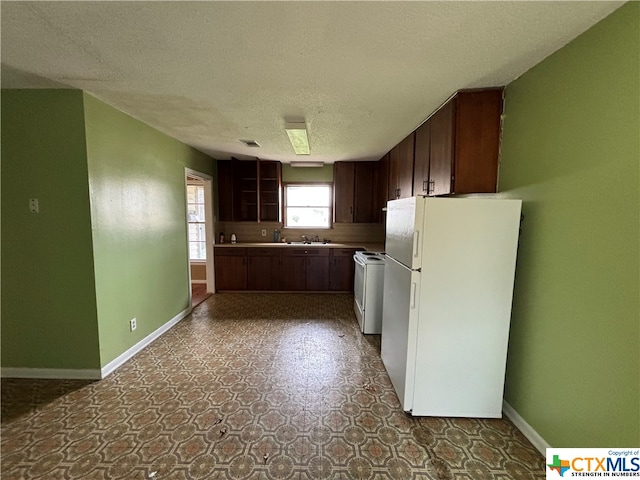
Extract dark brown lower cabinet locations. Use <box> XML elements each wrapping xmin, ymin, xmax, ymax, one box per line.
<box><xmin>247</xmin><ymin>253</ymin><xmax>279</xmax><ymax>290</ymax></box>
<box><xmin>330</xmin><ymin>248</ymin><xmax>357</xmax><ymax>291</ymax></box>
<box><xmin>279</xmin><ymin>255</ymin><xmax>306</xmax><ymax>291</ymax></box>
<box><xmin>214</xmin><ymin>248</ymin><xmax>247</xmax><ymax>291</ymax></box>
<box><xmin>281</xmin><ymin>248</ymin><xmax>330</xmax><ymax>291</ymax></box>
<box><xmin>215</xmin><ymin>246</ymin><xmax>358</xmax><ymax>292</ymax></box>
<box><xmin>306</xmin><ymin>251</ymin><xmax>330</xmax><ymax>291</ymax></box>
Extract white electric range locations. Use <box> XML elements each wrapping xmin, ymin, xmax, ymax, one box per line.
<box><xmin>353</xmin><ymin>251</ymin><xmax>385</xmax><ymax>334</ymax></box>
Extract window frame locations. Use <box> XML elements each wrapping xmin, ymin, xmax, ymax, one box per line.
<box><xmin>186</xmin><ymin>183</ymin><xmax>207</xmax><ymax>261</ymax></box>
<box><xmin>283</xmin><ymin>182</ymin><xmax>333</xmax><ymax>229</ymax></box>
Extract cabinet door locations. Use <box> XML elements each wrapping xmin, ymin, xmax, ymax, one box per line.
<box><xmin>388</xmin><ymin>145</ymin><xmax>400</xmax><ymax>200</ymax></box>
<box><xmin>397</xmin><ymin>132</ymin><xmax>415</xmax><ymax>199</ymax></box>
<box><xmin>354</xmin><ymin>162</ymin><xmax>379</xmax><ymax>223</ymax></box>
<box><xmin>333</xmin><ymin>162</ymin><xmax>356</xmax><ymax>223</ymax></box>
<box><xmin>217</xmin><ymin>161</ymin><xmax>234</xmax><ymax>222</ymax></box>
<box><xmin>453</xmin><ymin>90</ymin><xmax>503</xmax><ymax>194</ymax></box>
<box><xmin>279</xmin><ymin>255</ymin><xmax>306</xmax><ymax>291</ymax></box>
<box><xmin>413</xmin><ymin>121</ymin><xmax>431</xmax><ymax>195</ymax></box>
<box><xmin>306</xmin><ymin>255</ymin><xmax>330</xmax><ymax>291</ymax></box>
<box><xmin>378</xmin><ymin>152</ymin><xmax>390</xmax><ymax>222</ymax></box>
<box><xmin>214</xmin><ymin>250</ymin><xmax>247</xmax><ymax>291</ymax></box>
<box><xmin>247</xmin><ymin>256</ymin><xmax>279</xmax><ymax>290</ymax></box>
<box><xmin>259</xmin><ymin>161</ymin><xmax>281</xmax><ymax>222</ymax></box>
<box><xmin>329</xmin><ymin>249</ymin><xmax>357</xmax><ymax>291</ymax></box>
<box><xmin>429</xmin><ymin>100</ymin><xmax>455</xmax><ymax>196</ymax></box>
<box><xmin>234</xmin><ymin>160</ymin><xmax>258</xmax><ymax>222</ymax></box>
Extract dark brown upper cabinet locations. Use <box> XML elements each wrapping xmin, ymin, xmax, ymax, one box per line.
<box><xmin>388</xmin><ymin>132</ymin><xmax>415</xmax><ymax>200</ymax></box>
<box><xmin>428</xmin><ymin>89</ymin><xmax>504</xmax><ymax>196</ymax></box>
<box><xmin>379</xmin><ymin>88</ymin><xmax>503</xmax><ymax>200</ymax></box>
<box><xmin>413</xmin><ymin>120</ymin><xmax>431</xmax><ymax>195</ymax></box>
<box><xmin>377</xmin><ymin>152</ymin><xmax>390</xmax><ymax>220</ymax></box>
<box><xmin>333</xmin><ymin>161</ymin><xmax>380</xmax><ymax>223</ymax></box>
<box><xmin>217</xmin><ymin>160</ymin><xmax>235</xmax><ymax>222</ymax></box>
<box><xmin>217</xmin><ymin>159</ymin><xmax>282</xmax><ymax>222</ymax></box>
<box><xmin>235</xmin><ymin>160</ymin><xmax>258</xmax><ymax>221</ymax></box>
<box><xmin>333</xmin><ymin>162</ymin><xmax>356</xmax><ymax>223</ymax></box>
<box><xmin>259</xmin><ymin>160</ymin><xmax>281</xmax><ymax>222</ymax></box>
<box><xmin>353</xmin><ymin>162</ymin><xmax>379</xmax><ymax>223</ymax></box>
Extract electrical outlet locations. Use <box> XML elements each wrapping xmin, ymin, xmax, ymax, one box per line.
<box><xmin>29</xmin><ymin>198</ymin><xmax>39</xmax><ymax>213</ymax></box>
<box><xmin>130</xmin><ymin>318</ymin><xmax>137</xmax><ymax>331</ymax></box>
<box><xmin>261</xmin><ymin>229</ymin><xmax>266</xmax><ymax>237</ymax></box>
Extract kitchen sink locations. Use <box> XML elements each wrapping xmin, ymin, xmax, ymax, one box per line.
<box><xmin>286</xmin><ymin>241</ymin><xmax>330</xmax><ymax>245</ymax></box>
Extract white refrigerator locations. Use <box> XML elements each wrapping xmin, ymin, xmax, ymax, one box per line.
<box><xmin>381</xmin><ymin>196</ymin><xmax>522</xmax><ymax>418</ymax></box>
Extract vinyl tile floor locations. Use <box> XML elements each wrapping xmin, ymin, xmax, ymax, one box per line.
<box><xmin>1</xmin><ymin>293</ymin><xmax>545</xmax><ymax>480</ymax></box>
<box><xmin>191</xmin><ymin>283</ymin><xmax>212</xmax><ymax>308</ymax></box>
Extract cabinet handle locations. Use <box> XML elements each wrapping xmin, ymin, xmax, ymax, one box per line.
<box><xmin>427</xmin><ymin>179</ymin><xmax>435</xmax><ymax>195</ymax></box>
<box><xmin>410</xmin><ymin>283</ymin><xmax>417</xmax><ymax>308</ymax></box>
<box><xmin>422</xmin><ymin>180</ymin><xmax>428</xmax><ymax>192</ymax></box>
<box><xmin>395</xmin><ymin>188</ymin><xmax>401</xmax><ymax>199</ymax></box>
<box><xmin>413</xmin><ymin>230</ymin><xmax>420</xmax><ymax>258</ymax></box>
<box><xmin>350</xmin><ymin>206</ymin><xmax>353</xmax><ymax>215</ymax></box>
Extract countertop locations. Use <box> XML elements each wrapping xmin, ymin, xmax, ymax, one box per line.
<box><xmin>214</xmin><ymin>242</ymin><xmax>385</xmax><ymax>253</ymax></box>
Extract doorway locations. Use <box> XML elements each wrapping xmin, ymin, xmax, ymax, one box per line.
<box><xmin>185</xmin><ymin>168</ymin><xmax>214</xmax><ymax>307</ymax></box>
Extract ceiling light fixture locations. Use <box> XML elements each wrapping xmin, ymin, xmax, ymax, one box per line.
<box><xmin>239</xmin><ymin>139</ymin><xmax>260</xmax><ymax>148</ymax></box>
<box><xmin>290</xmin><ymin>161</ymin><xmax>324</xmax><ymax>168</ymax></box>
<box><xmin>285</xmin><ymin>122</ymin><xmax>310</xmax><ymax>155</ymax></box>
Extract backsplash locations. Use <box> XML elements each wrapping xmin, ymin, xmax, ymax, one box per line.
<box><xmin>215</xmin><ymin>221</ymin><xmax>385</xmax><ymax>245</ymax></box>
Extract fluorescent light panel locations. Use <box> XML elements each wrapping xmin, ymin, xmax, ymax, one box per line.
<box><xmin>285</xmin><ymin>122</ymin><xmax>310</xmax><ymax>155</ymax></box>
<box><xmin>290</xmin><ymin>161</ymin><xmax>324</xmax><ymax>168</ymax></box>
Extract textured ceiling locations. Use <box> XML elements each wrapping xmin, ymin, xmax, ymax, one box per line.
<box><xmin>1</xmin><ymin>1</ymin><xmax>624</xmax><ymax>164</ymax></box>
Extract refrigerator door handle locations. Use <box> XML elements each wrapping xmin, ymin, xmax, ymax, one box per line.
<box><xmin>410</xmin><ymin>282</ymin><xmax>417</xmax><ymax>309</ymax></box>
<box><xmin>413</xmin><ymin>230</ymin><xmax>420</xmax><ymax>259</ymax></box>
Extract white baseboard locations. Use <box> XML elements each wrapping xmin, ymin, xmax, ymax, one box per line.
<box><xmin>190</xmin><ymin>279</ymin><xmax>207</xmax><ymax>284</ymax></box>
<box><xmin>503</xmin><ymin>400</ymin><xmax>551</xmax><ymax>455</ymax></box>
<box><xmin>100</xmin><ymin>306</ymin><xmax>192</xmax><ymax>378</ymax></box>
<box><xmin>1</xmin><ymin>307</ymin><xmax>192</xmax><ymax>381</ymax></box>
<box><xmin>1</xmin><ymin>367</ymin><xmax>102</xmax><ymax>380</ymax></box>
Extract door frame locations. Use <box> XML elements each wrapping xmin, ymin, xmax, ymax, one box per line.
<box><xmin>185</xmin><ymin>168</ymin><xmax>215</xmax><ymax>298</ymax></box>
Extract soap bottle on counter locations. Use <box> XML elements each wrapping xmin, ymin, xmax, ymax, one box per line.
<box><xmin>273</xmin><ymin>229</ymin><xmax>280</xmax><ymax>243</ymax></box>
<box><xmin>219</xmin><ymin>232</ymin><xmax>224</xmax><ymax>244</ymax></box>
<box><xmin>230</xmin><ymin>233</ymin><xmax>237</xmax><ymax>244</ymax></box>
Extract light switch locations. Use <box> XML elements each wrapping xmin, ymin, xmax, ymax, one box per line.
<box><xmin>29</xmin><ymin>198</ymin><xmax>39</xmax><ymax>213</ymax></box>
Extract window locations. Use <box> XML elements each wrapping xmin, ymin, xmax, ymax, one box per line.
<box><xmin>187</xmin><ymin>184</ymin><xmax>206</xmax><ymax>260</ymax></box>
<box><xmin>284</xmin><ymin>184</ymin><xmax>332</xmax><ymax>228</ymax></box>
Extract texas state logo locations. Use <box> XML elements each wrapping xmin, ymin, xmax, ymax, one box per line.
<box><xmin>546</xmin><ymin>448</ymin><xmax>640</xmax><ymax>478</ymax></box>
<box><xmin>548</xmin><ymin>454</ymin><xmax>571</xmax><ymax>477</ymax></box>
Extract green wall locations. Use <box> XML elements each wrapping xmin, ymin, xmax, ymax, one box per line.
<box><xmin>499</xmin><ymin>2</ymin><xmax>639</xmax><ymax>446</ymax></box>
<box><xmin>1</xmin><ymin>90</ymin><xmax>101</xmax><ymax>369</ymax></box>
<box><xmin>282</xmin><ymin>164</ymin><xmax>333</xmax><ymax>183</ymax></box>
<box><xmin>1</xmin><ymin>90</ymin><xmax>215</xmax><ymax>372</ymax></box>
<box><xmin>83</xmin><ymin>93</ymin><xmax>214</xmax><ymax>366</ymax></box>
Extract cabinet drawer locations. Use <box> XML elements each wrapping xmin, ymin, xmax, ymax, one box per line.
<box><xmin>247</xmin><ymin>247</ymin><xmax>280</xmax><ymax>257</ymax></box>
<box><xmin>284</xmin><ymin>248</ymin><xmax>331</xmax><ymax>256</ymax></box>
<box><xmin>331</xmin><ymin>248</ymin><xmax>358</xmax><ymax>257</ymax></box>
<box><xmin>215</xmin><ymin>248</ymin><xmax>247</xmax><ymax>256</ymax></box>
